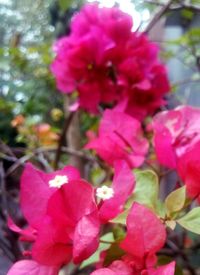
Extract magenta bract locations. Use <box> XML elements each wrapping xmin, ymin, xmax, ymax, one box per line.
<box><xmin>86</xmin><ymin>109</ymin><xmax>149</xmax><ymax>168</ymax></box>
<box><xmin>51</xmin><ymin>3</ymin><xmax>170</xmax><ymax>119</ymax></box>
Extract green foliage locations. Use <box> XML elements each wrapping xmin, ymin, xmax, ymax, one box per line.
<box><xmin>127</xmin><ymin>169</ymin><xmax>160</xmax><ymax>212</ymax></box>
<box><xmin>113</xmin><ymin>170</ymin><xmax>164</xmax><ymax>225</ymax></box>
<box><xmin>111</xmin><ymin>209</ymin><xmax>129</xmax><ymax>225</ymax></box>
<box><xmin>177</xmin><ymin>207</ymin><xmax>200</xmax><ymax>234</ymax></box>
<box><xmin>58</xmin><ymin>0</ymin><xmax>74</xmax><ymax>11</ymax></box>
<box><xmin>165</xmin><ymin>186</ymin><xmax>186</xmax><ymax>217</ymax></box>
<box><xmin>181</xmin><ymin>9</ymin><xmax>194</xmax><ymax>21</ymax></box>
<box><xmin>104</xmin><ymin>243</ymin><xmax>125</xmax><ymax>266</ymax></box>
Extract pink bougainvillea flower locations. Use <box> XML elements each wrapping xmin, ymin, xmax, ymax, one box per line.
<box><xmin>20</xmin><ymin>162</ymin><xmax>80</xmax><ymax>229</ymax></box>
<box><xmin>149</xmin><ymin>261</ymin><xmax>176</xmax><ymax>275</ymax></box>
<box><xmin>151</xmin><ymin>105</ymin><xmax>200</xmax><ymax>169</ymax></box>
<box><xmin>32</xmin><ymin>179</ymin><xmax>100</xmax><ymax>266</ymax></box>
<box><xmin>91</xmin><ymin>260</ymin><xmax>175</xmax><ymax>275</ymax></box>
<box><xmin>178</xmin><ymin>141</ymin><xmax>200</xmax><ymax>200</ymax></box>
<box><xmin>70</xmin><ymin>4</ymin><xmax>133</xmax><ymax>42</ymax></box>
<box><xmin>51</xmin><ymin>3</ymin><xmax>170</xmax><ymax>119</ymax></box>
<box><xmin>120</xmin><ymin>203</ymin><xmax>166</xmax><ymax>269</ymax></box>
<box><xmin>7</xmin><ymin>216</ymin><xmax>36</xmax><ymax>242</ymax></box>
<box><xmin>91</xmin><ymin>260</ymin><xmax>133</xmax><ymax>275</ymax></box>
<box><xmin>86</xmin><ymin>109</ymin><xmax>149</xmax><ymax>168</ymax></box>
<box><xmin>92</xmin><ymin>203</ymin><xmax>175</xmax><ymax>275</ymax></box>
<box><xmin>96</xmin><ymin>160</ymin><xmax>135</xmax><ymax>223</ymax></box>
<box><xmin>9</xmin><ymin>164</ymin><xmax>100</xmax><ymax>268</ymax></box>
<box><xmin>7</xmin><ymin>260</ymin><xmax>59</xmax><ymax>275</ymax></box>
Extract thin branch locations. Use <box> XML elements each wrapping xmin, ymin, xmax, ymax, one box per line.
<box><xmin>53</xmin><ymin>112</ymin><xmax>74</xmax><ymax>170</ymax></box>
<box><xmin>167</xmin><ymin>240</ymin><xmax>196</xmax><ymax>275</ymax></box>
<box><xmin>36</xmin><ymin>152</ymin><xmax>53</xmax><ymax>172</ymax></box>
<box><xmin>0</xmin><ymin>139</ymin><xmax>17</xmax><ymax>159</ymax></box>
<box><xmin>5</xmin><ymin>154</ymin><xmax>33</xmax><ymax>177</ymax></box>
<box><xmin>3</xmin><ymin>145</ymin><xmax>97</xmax><ymax>177</ymax></box>
<box><xmin>145</xmin><ymin>0</ymin><xmax>174</xmax><ymax>33</ymax></box>
<box><xmin>145</xmin><ymin>0</ymin><xmax>200</xmax><ymax>12</ymax></box>
<box><xmin>0</xmin><ymin>162</ymin><xmax>8</xmax><ymax>218</ymax></box>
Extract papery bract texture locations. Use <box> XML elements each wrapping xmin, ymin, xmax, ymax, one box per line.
<box><xmin>7</xmin><ymin>260</ymin><xmax>59</xmax><ymax>275</ymax></box>
<box><xmin>151</xmin><ymin>105</ymin><xmax>200</xmax><ymax>168</ymax></box>
<box><xmin>178</xmin><ymin>141</ymin><xmax>200</xmax><ymax>199</ymax></box>
<box><xmin>20</xmin><ymin>163</ymin><xmax>80</xmax><ymax>228</ymax></box>
<box><xmin>36</xmin><ymin>179</ymin><xmax>100</xmax><ymax>265</ymax></box>
<box><xmin>86</xmin><ymin>109</ymin><xmax>148</xmax><ymax>168</ymax></box>
<box><xmin>92</xmin><ymin>203</ymin><xmax>170</xmax><ymax>275</ymax></box>
<box><xmin>120</xmin><ymin>203</ymin><xmax>166</xmax><ymax>270</ymax></box>
<box><xmin>148</xmin><ymin>261</ymin><xmax>175</xmax><ymax>275</ymax></box>
<box><xmin>91</xmin><ymin>260</ymin><xmax>133</xmax><ymax>275</ymax></box>
<box><xmin>98</xmin><ymin>160</ymin><xmax>135</xmax><ymax>222</ymax></box>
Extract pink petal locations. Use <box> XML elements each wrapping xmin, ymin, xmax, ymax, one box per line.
<box><xmin>149</xmin><ymin>261</ymin><xmax>175</xmax><ymax>275</ymax></box>
<box><xmin>178</xmin><ymin>141</ymin><xmax>200</xmax><ymax>198</ymax></box>
<box><xmin>91</xmin><ymin>260</ymin><xmax>132</xmax><ymax>275</ymax></box>
<box><xmin>7</xmin><ymin>216</ymin><xmax>36</xmax><ymax>242</ymax></box>
<box><xmin>7</xmin><ymin>260</ymin><xmax>59</xmax><ymax>275</ymax></box>
<box><xmin>47</xmin><ymin>180</ymin><xmax>97</xmax><ymax>225</ymax></box>
<box><xmin>91</xmin><ymin>268</ymin><xmax>116</xmax><ymax>275</ymax></box>
<box><xmin>73</xmin><ymin>211</ymin><xmax>100</xmax><ymax>263</ymax></box>
<box><xmin>99</xmin><ymin>160</ymin><xmax>135</xmax><ymax>222</ymax></box>
<box><xmin>32</xmin><ymin>217</ymin><xmax>72</xmax><ymax>266</ymax></box>
<box><xmin>20</xmin><ymin>163</ymin><xmax>80</xmax><ymax>228</ymax></box>
<box><xmin>120</xmin><ymin>203</ymin><xmax>166</xmax><ymax>259</ymax></box>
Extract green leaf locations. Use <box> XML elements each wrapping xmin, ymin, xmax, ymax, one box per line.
<box><xmin>177</xmin><ymin>207</ymin><xmax>200</xmax><ymax>234</ymax></box>
<box><xmin>181</xmin><ymin>9</ymin><xmax>194</xmax><ymax>20</ymax></box>
<box><xmin>126</xmin><ymin>170</ymin><xmax>159</xmax><ymax>212</ymax></box>
<box><xmin>165</xmin><ymin>186</ymin><xmax>186</xmax><ymax>217</ymax></box>
<box><xmin>112</xmin><ymin>225</ymin><xmax>126</xmax><ymax>241</ymax></box>
<box><xmin>58</xmin><ymin>0</ymin><xmax>73</xmax><ymax>11</ymax></box>
<box><xmin>104</xmin><ymin>243</ymin><xmax>125</xmax><ymax>266</ymax></box>
<box><xmin>111</xmin><ymin>209</ymin><xmax>129</xmax><ymax>225</ymax></box>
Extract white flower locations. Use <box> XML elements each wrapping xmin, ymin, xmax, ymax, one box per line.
<box><xmin>49</xmin><ymin>175</ymin><xmax>68</xmax><ymax>188</ymax></box>
<box><xmin>96</xmin><ymin>185</ymin><xmax>114</xmax><ymax>200</ymax></box>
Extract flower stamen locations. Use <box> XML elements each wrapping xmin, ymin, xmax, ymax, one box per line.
<box><xmin>96</xmin><ymin>185</ymin><xmax>114</xmax><ymax>200</ymax></box>
<box><xmin>49</xmin><ymin>175</ymin><xmax>68</xmax><ymax>188</ymax></box>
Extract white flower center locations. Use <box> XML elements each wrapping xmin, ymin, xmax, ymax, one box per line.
<box><xmin>96</xmin><ymin>185</ymin><xmax>114</xmax><ymax>200</ymax></box>
<box><xmin>49</xmin><ymin>175</ymin><xmax>68</xmax><ymax>188</ymax></box>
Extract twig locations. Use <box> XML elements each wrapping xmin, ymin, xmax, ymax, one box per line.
<box><xmin>167</xmin><ymin>240</ymin><xmax>196</xmax><ymax>275</ymax></box>
<box><xmin>145</xmin><ymin>0</ymin><xmax>174</xmax><ymax>33</ymax></box>
<box><xmin>5</xmin><ymin>154</ymin><xmax>33</xmax><ymax>177</ymax></box>
<box><xmin>3</xmin><ymin>145</ymin><xmax>98</xmax><ymax>177</ymax></box>
<box><xmin>0</xmin><ymin>162</ymin><xmax>8</xmax><ymax>218</ymax></box>
<box><xmin>36</xmin><ymin>152</ymin><xmax>53</xmax><ymax>172</ymax></box>
<box><xmin>0</xmin><ymin>139</ymin><xmax>17</xmax><ymax>159</ymax></box>
<box><xmin>145</xmin><ymin>0</ymin><xmax>200</xmax><ymax>13</ymax></box>
<box><xmin>54</xmin><ymin>112</ymin><xmax>74</xmax><ymax>170</ymax></box>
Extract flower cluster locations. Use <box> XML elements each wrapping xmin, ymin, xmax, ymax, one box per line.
<box><xmin>7</xmin><ymin>162</ymin><xmax>176</xmax><ymax>275</ymax></box>
<box><xmin>92</xmin><ymin>203</ymin><xmax>175</xmax><ymax>275</ymax></box>
<box><xmin>150</xmin><ymin>105</ymin><xmax>200</xmax><ymax>200</ymax></box>
<box><xmin>7</xmin><ymin>3</ymin><xmax>200</xmax><ymax>275</ymax></box>
<box><xmin>85</xmin><ymin>109</ymin><xmax>149</xmax><ymax>168</ymax></box>
<box><xmin>51</xmin><ymin>3</ymin><xmax>170</xmax><ymax>120</ymax></box>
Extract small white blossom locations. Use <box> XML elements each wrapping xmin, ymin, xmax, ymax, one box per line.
<box><xmin>96</xmin><ymin>185</ymin><xmax>114</xmax><ymax>200</ymax></box>
<box><xmin>49</xmin><ymin>175</ymin><xmax>68</xmax><ymax>188</ymax></box>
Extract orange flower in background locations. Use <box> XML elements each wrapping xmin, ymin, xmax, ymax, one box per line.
<box><xmin>34</xmin><ymin>123</ymin><xmax>59</xmax><ymax>146</ymax></box>
<box><xmin>11</xmin><ymin>114</ymin><xmax>25</xmax><ymax>128</ymax></box>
